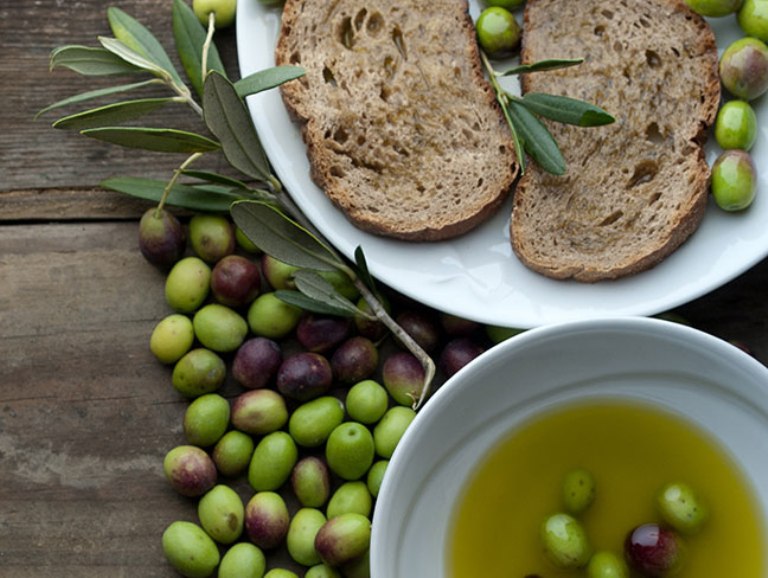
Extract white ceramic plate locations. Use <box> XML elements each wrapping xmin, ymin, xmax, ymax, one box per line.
<box><xmin>369</xmin><ymin>316</ymin><xmax>768</xmax><ymax>577</ymax></box>
<box><xmin>236</xmin><ymin>7</ymin><xmax>768</xmax><ymax>328</ymax></box>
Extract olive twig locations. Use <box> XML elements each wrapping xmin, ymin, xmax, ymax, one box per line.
<box><xmin>157</xmin><ymin>152</ymin><xmax>204</xmax><ymax>213</ymax></box>
<box><xmin>202</xmin><ymin>12</ymin><xmax>216</xmax><ymax>83</ymax></box>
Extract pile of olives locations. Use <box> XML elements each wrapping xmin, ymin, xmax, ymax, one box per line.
<box><xmin>142</xmin><ymin>209</ymin><xmax>507</xmax><ymax>577</ymax></box>
<box><xmin>538</xmin><ymin>469</ymin><xmax>708</xmax><ymax>578</ymax></box>
<box><xmin>684</xmin><ymin>1</ymin><xmax>768</xmax><ymax>211</ymax></box>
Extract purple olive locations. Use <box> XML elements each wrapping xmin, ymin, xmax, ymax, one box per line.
<box><xmin>276</xmin><ymin>352</ymin><xmax>334</xmax><ymax>402</ymax></box>
<box><xmin>395</xmin><ymin>310</ymin><xmax>441</xmax><ymax>353</ymax></box>
<box><xmin>163</xmin><ymin>445</ymin><xmax>217</xmax><ymax>497</ymax></box>
<box><xmin>439</xmin><ymin>312</ymin><xmax>482</xmax><ymax>337</ymax></box>
<box><xmin>381</xmin><ymin>351</ymin><xmax>425</xmax><ymax>406</ymax></box>
<box><xmin>138</xmin><ymin>207</ymin><xmax>186</xmax><ymax>269</ymax></box>
<box><xmin>296</xmin><ymin>314</ymin><xmax>353</xmax><ymax>353</ymax></box>
<box><xmin>232</xmin><ymin>337</ymin><xmax>283</xmax><ymax>389</ymax></box>
<box><xmin>439</xmin><ymin>338</ymin><xmax>485</xmax><ymax>378</ymax></box>
<box><xmin>244</xmin><ymin>491</ymin><xmax>290</xmax><ymax>550</ymax></box>
<box><xmin>331</xmin><ymin>336</ymin><xmax>380</xmax><ymax>385</ymax></box>
<box><xmin>210</xmin><ymin>254</ymin><xmax>261</xmax><ymax>308</ymax></box>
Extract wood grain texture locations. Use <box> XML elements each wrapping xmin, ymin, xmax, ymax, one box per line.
<box><xmin>1</xmin><ymin>0</ymin><xmax>239</xmax><ymax>214</ymax></box>
<box><xmin>2</xmin><ymin>1</ymin><xmax>768</xmax><ymax>577</ymax></box>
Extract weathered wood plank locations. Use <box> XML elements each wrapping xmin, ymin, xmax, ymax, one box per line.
<box><xmin>1</xmin><ymin>0</ymin><xmax>240</xmax><ymax>195</ymax></box>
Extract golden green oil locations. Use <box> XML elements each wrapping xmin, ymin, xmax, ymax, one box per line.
<box><xmin>449</xmin><ymin>400</ymin><xmax>765</xmax><ymax>577</ymax></box>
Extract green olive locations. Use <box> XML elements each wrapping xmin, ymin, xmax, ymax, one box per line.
<box><xmin>373</xmin><ymin>406</ymin><xmax>416</xmax><ymax>459</ymax></box>
<box><xmin>247</xmin><ymin>292</ymin><xmax>302</xmax><ymax>339</ymax></box>
<box><xmin>711</xmin><ymin>149</ymin><xmax>758</xmax><ymax>211</ymax></box>
<box><xmin>541</xmin><ymin>513</ymin><xmax>592</xmax><ymax>568</ymax></box>
<box><xmin>184</xmin><ymin>393</ymin><xmax>230</xmax><ymax>447</ymax></box>
<box><xmin>739</xmin><ymin>0</ymin><xmax>768</xmax><ymax>41</ymax></box>
<box><xmin>656</xmin><ymin>481</ymin><xmax>709</xmax><ymax>534</ymax></box>
<box><xmin>325</xmin><ymin>422</ymin><xmax>375</xmax><ymax>481</ymax></box>
<box><xmin>286</xmin><ymin>507</ymin><xmax>327</xmax><ymax>566</ymax></box>
<box><xmin>188</xmin><ymin>213</ymin><xmax>235</xmax><ymax>263</ymax></box>
<box><xmin>289</xmin><ymin>396</ymin><xmax>346</xmax><ymax>448</ymax></box>
<box><xmin>587</xmin><ymin>550</ymin><xmax>630</xmax><ymax>578</ymax></box>
<box><xmin>345</xmin><ymin>380</ymin><xmax>389</xmax><ymax>425</ymax></box>
<box><xmin>366</xmin><ymin>459</ymin><xmax>389</xmax><ymax>498</ymax></box>
<box><xmin>193</xmin><ymin>0</ymin><xmax>237</xmax><ymax>29</ymax></box>
<box><xmin>197</xmin><ymin>484</ymin><xmax>245</xmax><ymax>544</ymax></box>
<box><xmin>248</xmin><ymin>431</ymin><xmax>299</xmax><ymax>491</ymax></box>
<box><xmin>684</xmin><ymin>0</ymin><xmax>743</xmax><ymax>16</ymax></box>
<box><xmin>212</xmin><ymin>430</ymin><xmax>255</xmax><ymax>477</ymax></box>
<box><xmin>475</xmin><ymin>7</ymin><xmax>521</xmax><ymax>59</ymax></box>
<box><xmin>218</xmin><ymin>542</ymin><xmax>266</xmax><ymax>578</ymax></box>
<box><xmin>715</xmin><ymin>100</ymin><xmax>758</xmax><ymax>150</ymax></box>
<box><xmin>172</xmin><ymin>348</ymin><xmax>226</xmax><ymax>398</ymax></box>
<box><xmin>150</xmin><ymin>314</ymin><xmax>195</xmax><ymax>364</ymax></box>
<box><xmin>165</xmin><ymin>256</ymin><xmax>211</xmax><ymax>313</ymax></box>
<box><xmin>263</xmin><ymin>570</ymin><xmax>299</xmax><ymax>578</ymax></box>
<box><xmin>561</xmin><ymin>467</ymin><xmax>596</xmax><ymax>515</ymax></box>
<box><xmin>305</xmin><ymin>565</ymin><xmax>342</xmax><ymax>578</ymax></box>
<box><xmin>193</xmin><ymin>303</ymin><xmax>248</xmax><ymax>353</ymax></box>
<box><xmin>326</xmin><ymin>481</ymin><xmax>373</xmax><ymax>519</ymax></box>
<box><xmin>162</xmin><ymin>521</ymin><xmax>220</xmax><ymax>578</ymax></box>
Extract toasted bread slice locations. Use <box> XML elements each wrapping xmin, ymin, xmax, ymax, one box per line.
<box><xmin>510</xmin><ymin>0</ymin><xmax>720</xmax><ymax>282</ymax></box>
<box><xmin>275</xmin><ymin>0</ymin><xmax>519</xmax><ymax>241</ymax></box>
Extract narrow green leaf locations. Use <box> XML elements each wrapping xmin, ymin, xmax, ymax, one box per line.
<box><xmin>498</xmin><ymin>96</ymin><xmax>527</xmax><ymax>174</ymax></box>
<box><xmin>203</xmin><ymin>71</ymin><xmax>271</xmax><ymax>181</ymax></box>
<box><xmin>102</xmin><ymin>176</ymin><xmax>244</xmax><ymax>212</ymax></box>
<box><xmin>35</xmin><ymin>79</ymin><xmax>159</xmax><ymax>119</ymax></box>
<box><xmin>353</xmin><ymin>246</ymin><xmax>377</xmax><ymax>294</ymax></box>
<box><xmin>107</xmin><ymin>6</ymin><xmax>183</xmax><ymax>84</ymax></box>
<box><xmin>99</xmin><ymin>36</ymin><xmax>172</xmax><ymax>79</ymax></box>
<box><xmin>520</xmin><ymin>93</ymin><xmax>615</xmax><ymax>127</ymax></box>
<box><xmin>49</xmin><ymin>45</ymin><xmax>143</xmax><ymax>76</ymax></box>
<box><xmin>292</xmin><ymin>270</ymin><xmax>361</xmax><ymax>317</ymax></box>
<box><xmin>81</xmin><ymin>126</ymin><xmax>221</xmax><ymax>153</ymax></box>
<box><xmin>230</xmin><ymin>201</ymin><xmax>340</xmax><ymax>271</ymax></box>
<box><xmin>235</xmin><ymin>66</ymin><xmax>305</xmax><ymax>98</ymax></box>
<box><xmin>275</xmin><ymin>289</ymin><xmax>356</xmax><ymax>317</ymax></box>
<box><xmin>507</xmin><ymin>101</ymin><xmax>566</xmax><ymax>176</ymax></box>
<box><xmin>52</xmin><ymin>97</ymin><xmax>175</xmax><ymax>130</ymax></box>
<box><xmin>500</xmin><ymin>58</ymin><xmax>584</xmax><ymax>77</ymax></box>
<box><xmin>181</xmin><ymin>170</ymin><xmax>252</xmax><ymax>190</ymax></box>
<box><xmin>172</xmin><ymin>0</ymin><xmax>227</xmax><ymax>99</ymax></box>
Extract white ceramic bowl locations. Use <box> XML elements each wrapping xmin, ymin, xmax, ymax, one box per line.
<box><xmin>370</xmin><ymin>316</ymin><xmax>768</xmax><ymax>577</ymax></box>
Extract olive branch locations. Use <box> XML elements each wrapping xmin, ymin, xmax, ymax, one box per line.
<box><xmin>39</xmin><ymin>0</ymin><xmax>436</xmax><ymax>409</ymax></box>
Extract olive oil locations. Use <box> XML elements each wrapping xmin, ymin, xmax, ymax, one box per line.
<box><xmin>449</xmin><ymin>401</ymin><xmax>765</xmax><ymax>577</ymax></box>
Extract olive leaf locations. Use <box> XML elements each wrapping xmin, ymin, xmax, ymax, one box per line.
<box><xmin>507</xmin><ymin>100</ymin><xmax>566</xmax><ymax>176</ymax></box>
<box><xmin>235</xmin><ymin>66</ymin><xmax>306</xmax><ymax>98</ymax></box>
<box><xmin>354</xmin><ymin>246</ymin><xmax>378</xmax><ymax>298</ymax></box>
<box><xmin>102</xmin><ymin>176</ymin><xmax>245</xmax><ymax>212</ymax></box>
<box><xmin>288</xmin><ymin>270</ymin><xmax>362</xmax><ymax>317</ymax></box>
<box><xmin>203</xmin><ymin>71</ymin><xmax>272</xmax><ymax>183</ymax></box>
<box><xmin>275</xmin><ymin>289</ymin><xmax>355</xmax><ymax>317</ymax></box>
<box><xmin>49</xmin><ymin>45</ymin><xmax>144</xmax><ymax>76</ymax></box>
<box><xmin>107</xmin><ymin>6</ymin><xmax>183</xmax><ymax>85</ymax></box>
<box><xmin>500</xmin><ymin>58</ymin><xmax>584</xmax><ymax>77</ymax></box>
<box><xmin>172</xmin><ymin>0</ymin><xmax>227</xmax><ymax>99</ymax></box>
<box><xmin>35</xmin><ymin>79</ymin><xmax>160</xmax><ymax>119</ymax></box>
<box><xmin>99</xmin><ymin>36</ymin><xmax>173</xmax><ymax>79</ymax></box>
<box><xmin>81</xmin><ymin>126</ymin><xmax>221</xmax><ymax>153</ymax></box>
<box><xmin>519</xmin><ymin>93</ymin><xmax>614</xmax><ymax>127</ymax></box>
<box><xmin>230</xmin><ymin>201</ymin><xmax>340</xmax><ymax>272</ymax></box>
<box><xmin>181</xmin><ymin>170</ymin><xmax>253</xmax><ymax>190</ymax></box>
<box><xmin>52</xmin><ymin>97</ymin><xmax>176</xmax><ymax>130</ymax></box>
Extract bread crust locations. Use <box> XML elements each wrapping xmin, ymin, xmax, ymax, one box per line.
<box><xmin>275</xmin><ymin>0</ymin><xmax>519</xmax><ymax>241</ymax></box>
<box><xmin>511</xmin><ymin>0</ymin><xmax>720</xmax><ymax>282</ymax></box>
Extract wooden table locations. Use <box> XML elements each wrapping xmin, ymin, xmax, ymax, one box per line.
<box><xmin>1</xmin><ymin>1</ymin><xmax>767</xmax><ymax>576</ymax></box>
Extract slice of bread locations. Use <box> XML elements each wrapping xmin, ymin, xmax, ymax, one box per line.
<box><xmin>510</xmin><ymin>0</ymin><xmax>720</xmax><ymax>282</ymax></box>
<box><xmin>275</xmin><ymin>0</ymin><xmax>519</xmax><ymax>241</ymax></box>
